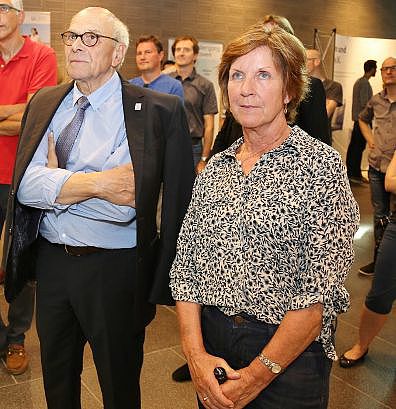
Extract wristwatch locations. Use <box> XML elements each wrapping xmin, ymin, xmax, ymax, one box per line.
<box><xmin>200</xmin><ymin>156</ymin><xmax>208</xmax><ymax>162</ymax></box>
<box><xmin>258</xmin><ymin>353</ymin><xmax>283</xmax><ymax>374</ymax></box>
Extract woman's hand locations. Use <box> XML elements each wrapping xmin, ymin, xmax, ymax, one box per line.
<box><xmin>220</xmin><ymin>360</ymin><xmax>270</xmax><ymax>409</ymax></box>
<box><xmin>187</xmin><ymin>350</ymin><xmax>240</xmax><ymax>409</ymax></box>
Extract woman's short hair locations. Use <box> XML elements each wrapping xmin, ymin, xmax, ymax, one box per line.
<box><xmin>218</xmin><ymin>24</ymin><xmax>308</xmax><ymax>123</ymax></box>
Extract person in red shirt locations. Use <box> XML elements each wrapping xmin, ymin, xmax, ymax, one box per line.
<box><xmin>0</xmin><ymin>0</ymin><xmax>57</xmax><ymax>375</ymax></box>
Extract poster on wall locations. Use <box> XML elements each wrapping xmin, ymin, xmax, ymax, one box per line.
<box><xmin>332</xmin><ymin>33</ymin><xmax>396</xmax><ymax>162</ymax></box>
<box><xmin>168</xmin><ymin>39</ymin><xmax>223</xmax><ymax>135</ymax></box>
<box><xmin>21</xmin><ymin>12</ymin><xmax>51</xmax><ymax>46</ymax></box>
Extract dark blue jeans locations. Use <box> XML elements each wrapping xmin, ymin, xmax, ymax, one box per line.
<box><xmin>366</xmin><ymin>221</ymin><xmax>396</xmax><ymax>314</ymax></box>
<box><xmin>199</xmin><ymin>306</ymin><xmax>332</xmax><ymax>409</ymax></box>
<box><xmin>192</xmin><ymin>140</ymin><xmax>202</xmax><ymax>167</ymax></box>
<box><xmin>368</xmin><ymin>167</ymin><xmax>391</xmax><ymax>260</ymax></box>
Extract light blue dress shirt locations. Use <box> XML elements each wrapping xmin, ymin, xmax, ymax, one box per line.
<box><xmin>17</xmin><ymin>72</ymin><xmax>137</xmax><ymax>248</ymax></box>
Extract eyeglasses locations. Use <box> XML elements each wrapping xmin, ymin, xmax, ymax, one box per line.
<box><xmin>0</xmin><ymin>4</ymin><xmax>20</xmax><ymax>13</ymax></box>
<box><xmin>61</xmin><ymin>31</ymin><xmax>119</xmax><ymax>47</ymax></box>
<box><xmin>380</xmin><ymin>66</ymin><xmax>396</xmax><ymax>72</ymax></box>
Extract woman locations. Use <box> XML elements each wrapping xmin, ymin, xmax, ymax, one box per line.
<box><xmin>340</xmin><ymin>151</ymin><xmax>396</xmax><ymax>368</ymax></box>
<box><xmin>170</xmin><ymin>25</ymin><xmax>359</xmax><ymax>409</ymax></box>
<box><xmin>210</xmin><ymin>15</ymin><xmax>329</xmax><ymax>161</ymax></box>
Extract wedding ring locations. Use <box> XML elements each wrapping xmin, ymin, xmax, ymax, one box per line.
<box><xmin>203</xmin><ymin>396</ymin><xmax>209</xmax><ymax>401</ymax></box>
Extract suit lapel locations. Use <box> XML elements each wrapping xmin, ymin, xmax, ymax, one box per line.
<box><xmin>15</xmin><ymin>82</ymin><xmax>74</xmax><ymax>186</ymax></box>
<box><xmin>121</xmin><ymin>77</ymin><xmax>145</xmax><ymax>207</ymax></box>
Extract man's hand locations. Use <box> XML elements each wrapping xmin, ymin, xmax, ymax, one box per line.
<box><xmin>95</xmin><ymin>163</ymin><xmax>136</xmax><ymax>207</ymax></box>
<box><xmin>46</xmin><ymin>132</ymin><xmax>135</xmax><ymax>207</ymax></box>
<box><xmin>359</xmin><ymin>119</ymin><xmax>375</xmax><ymax>149</ymax></box>
<box><xmin>196</xmin><ymin>160</ymin><xmax>206</xmax><ymax>174</ymax></box>
<box><xmin>47</xmin><ymin>132</ymin><xmax>59</xmax><ymax>168</ymax></box>
<box><xmin>366</xmin><ymin>138</ymin><xmax>375</xmax><ymax>150</ymax></box>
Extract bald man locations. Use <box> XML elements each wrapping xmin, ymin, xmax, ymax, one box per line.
<box><xmin>358</xmin><ymin>57</ymin><xmax>396</xmax><ymax>276</ymax></box>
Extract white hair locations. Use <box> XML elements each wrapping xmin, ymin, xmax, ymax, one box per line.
<box><xmin>108</xmin><ymin>13</ymin><xmax>129</xmax><ymax>50</ymax></box>
<box><xmin>74</xmin><ymin>7</ymin><xmax>129</xmax><ymax>68</ymax></box>
<box><xmin>11</xmin><ymin>0</ymin><xmax>23</xmax><ymax>10</ymax></box>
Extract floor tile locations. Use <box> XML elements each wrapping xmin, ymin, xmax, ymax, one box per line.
<box><xmin>141</xmin><ymin>349</ymin><xmax>197</xmax><ymax>409</ymax></box>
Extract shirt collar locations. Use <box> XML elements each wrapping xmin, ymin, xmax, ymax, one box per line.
<box><xmin>150</xmin><ymin>73</ymin><xmax>164</xmax><ymax>85</ymax></box>
<box><xmin>175</xmin><ymin>67</ymin><xmax>196</xmax><ymax>81</ymax></box>
<box><xmin>4</xmin><ymin>36</ymin><xmax>30</xmax><ymax>63</ymax></box>
<box><xmin>72</xmin><ymin>71</ymin><xmax>121</xmax><ymax>111</ymax></box>
<box><xmin>380</xmin><ymin>88</ymin><xmax>395</xmax><ymax>103</ymax></box>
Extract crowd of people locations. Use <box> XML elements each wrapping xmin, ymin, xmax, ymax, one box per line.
<box><xmin>0</xmin><ymin>1</ymin><xmax>395</xmax><ymax>408</ymax></box>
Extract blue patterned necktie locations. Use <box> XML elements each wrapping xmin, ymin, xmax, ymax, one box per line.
<box><xmin>55</xmin><ymin>96</ymin><xmax>91</xmax><ymax>169</ymax></box>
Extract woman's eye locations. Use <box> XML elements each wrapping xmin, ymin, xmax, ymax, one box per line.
<box><xmin>230</xmin><ymin>71</ymin><xmax>244</xmax><ymax>80</ymax></box>
<box><xmin>258</xmin><ymin>71</ymin><xmax>271</xmax><ymax>80</ymax></box>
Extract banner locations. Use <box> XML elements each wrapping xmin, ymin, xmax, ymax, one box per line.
<box><xmin>332</xmin><ymin>33</ymin><xmax>396</xmax><ymax>163</ymax></box>
<box><xmin>21</xmin><ymin>11</ymin><xmax>51</xmax><ymax>46</ymax></box>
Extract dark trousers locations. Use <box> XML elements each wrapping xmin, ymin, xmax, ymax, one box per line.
<box><xmin>346</xmin><ymin>121</ymin><xmax>367</xmax><ymax>178</ymax></box>
<box><xmin>35</xmin><ymin>238</ymin><xmax>145</xmax><ymax>409</ymax></box>
<box><xmin>192</xmin><ymin>140</ymin><xmax>203</xmax><ymax>167</ymax></box>
<box><xmin>0</xmin><ymin>184</ymin><xmax>35</xmax><ymax>349</ymax></box>
<box><xmin>368</xmin><ymin>167</ymin><xmax>391</xmax><ymax>261</ymax></box>
<box><xmin>199</xmin><ymin>306</ymin><xmax>332</xmax><ymax>409</ymax></box>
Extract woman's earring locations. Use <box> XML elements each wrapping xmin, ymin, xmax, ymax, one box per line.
<box><xmin>284</xmin><ymin>103</ymin><xmax>288</xmax><ymax>115</ymax></box>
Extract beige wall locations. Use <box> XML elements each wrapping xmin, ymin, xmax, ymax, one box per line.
<box><xmin>23</xmin><ymin>0</ymin><xmax>396</xmax><ymax>81</ymax></box>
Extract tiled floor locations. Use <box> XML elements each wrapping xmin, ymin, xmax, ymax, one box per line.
<box><xmin>0</xmin><ymin>181</ymin><xmax>395</xmax><ymax>409</ymax></box>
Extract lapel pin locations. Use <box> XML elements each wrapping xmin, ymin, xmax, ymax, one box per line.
<box><xmin>134</xmin><ymin>103</ymin><xmax>142</xmax><ymax>111</ymax></box>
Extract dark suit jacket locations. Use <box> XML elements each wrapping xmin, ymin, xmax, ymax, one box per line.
<box><xmin>2</xmin><ymin>76</ymin><xmax>194</xmax><ymax>330</ymax></box>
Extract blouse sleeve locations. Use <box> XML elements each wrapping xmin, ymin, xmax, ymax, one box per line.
<box><xmin>289</xmin><ymin>150</ymin><xmax>359</xmax><ymax>347</ymax></box>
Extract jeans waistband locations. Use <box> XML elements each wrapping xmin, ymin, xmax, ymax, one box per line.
<box><xmin>204</xmin><ymin>305</ymin><xmax>277</xmax><ymax>327</ymax></box>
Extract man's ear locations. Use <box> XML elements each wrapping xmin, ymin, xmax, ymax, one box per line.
<box><xmin>17</xmin><ymin>10</ymin><xmax>25</xmax><ymax>25</ymax></box>
<box><xmin>112</xmin><ymin>43</ymin><xmax>126</xmax><ymax>67</ymax></box>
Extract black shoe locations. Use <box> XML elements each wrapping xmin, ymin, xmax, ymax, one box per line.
<box><xmin>172</xmin><ymin>363</ymin><xmax>191</xmax><ymax>382</ymax></box>
<box><xmin>359</xmin><ymin>262</ymin><xmax>375</xmax><ymax>276</ymax></box>
<box><xmin>339</xmin><ymin>350</ymin><xmax>368</xmax><ymax>368</ymax></box>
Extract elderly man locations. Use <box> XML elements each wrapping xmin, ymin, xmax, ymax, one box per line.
<box><xmin>2</xmin><ymin>7</ymin><xmax>194</xmax><ymax>409</ymax></box>
<box><xmin>358</xmin><ymin>57</ymin><xmax>396</xmax><ymax>276</ymax></box>
<box><xmin>0</xmin><ymin>0</ymin><xmax>57</xmax><ymax>375</ymax></box>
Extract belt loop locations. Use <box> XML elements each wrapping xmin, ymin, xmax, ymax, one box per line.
<box><xmin>64</xmin><ymin>244</ymin><xmax>82</xmax><ymax>256</ymax></box>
